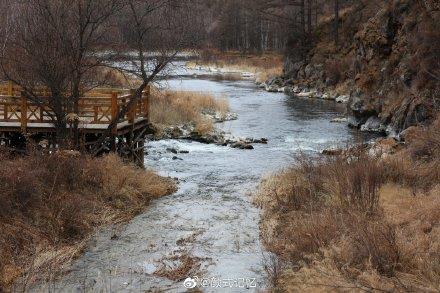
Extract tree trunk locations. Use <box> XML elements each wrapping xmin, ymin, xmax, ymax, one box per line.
<box><xmin>307</xmin><ymin>0</ymin><xmax>312</xmax><ymax>34</ymax></box>
<box><xmin>301</xmin><ymin>0</ymin><xmax>306</xmax><ymax>36</ymax></box>
<box><xmin>335</xmin><ymin>0</ymin><xmax>339</xmax><ymax>47</ymax></box>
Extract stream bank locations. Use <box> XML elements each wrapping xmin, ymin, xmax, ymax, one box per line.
<box><xmin>34</xmin><ymin>71</ymin><xmax>372</xmax><ymax>292</ymax></box>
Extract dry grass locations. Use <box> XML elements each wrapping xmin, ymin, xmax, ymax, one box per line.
<box><xmin>0</xmin><ymin>151</ymin><xmax>176</xmax><ymax>291</ymax></box>
<box><xmin>256</xmin><ymin>123</ymin><xmax>440</xmax><ymax>292</ymax></box>
<box><xmin>150</xmin><ymin>89</ymin><xmax>229</xmax><ymax>135</ymax></box>
<box><xmin>93</xmin><ymin>67</ymin><xmax>142</xmax><ymax>88</ymax></box>
<box><xmin>154</xmin><ymin>253</ymin><xmax>201</xmax><ymax>282</ymax></box>
<box><xmin>188</xmin><ymin>50</ymin><xmax>283</xmax><ymax>83</ymax></box>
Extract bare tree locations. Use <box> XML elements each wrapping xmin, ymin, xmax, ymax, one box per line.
<box><xmin>92</xmin><ymin>0</ymin><xmax>200</xmax><ymax>153</ymax></box>
<box><xmin>0</xmin><ymin>0</ymin><xmax>123</xmax><ymax>148</ymax></box>
<box><xmin>334</xmin><ymin>0</ymin><xmax>339</xmax><ymax>46</ymax></box>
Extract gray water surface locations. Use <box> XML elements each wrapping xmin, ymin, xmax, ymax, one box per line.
<box><xmin>35</xmin><ymin>77</ymin><xmax>369</xmax><ymax>292</ymax></box>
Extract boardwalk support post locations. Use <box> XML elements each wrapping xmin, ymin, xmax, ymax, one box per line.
<box><xmin>21</xmin><ymin>93</ymin><xmax>27</xmax><ymax>133</ymax></box>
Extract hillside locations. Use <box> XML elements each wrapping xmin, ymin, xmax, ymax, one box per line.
<box><xmin>282</xmin><ymin>0</ymin><xmax>439</xmax><ymax>136</ymax></box>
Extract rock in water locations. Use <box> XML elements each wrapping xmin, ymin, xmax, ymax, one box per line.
<box><xmin>336</xmin><ymin>95</ymin><xmax>350</xmax><ymax>103</ymax></box>
<box><xmin>331</xmin><ymin>117</ymin><xmax>348</xmax><ymax>123</ymax></box>
<box><xmin>231</xmin><ymin>142</ymin><xmax>254</xmax><ymax>150</ymax></box>
<box><xmin>167</xmin><ymin>148</ymin><xmax>178</xmax><ymax>154</ymax></box>
<box><xmin>360</xmin><ymin>116</ymin><xmax>386</xmax><ymax>133</ymax></box>
<box><xmin>296</xmin><ymin>91</ymin><xmax>316</xmax><ymax>98</ymax></box>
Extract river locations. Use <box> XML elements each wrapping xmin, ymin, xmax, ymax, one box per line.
<box><xmin>35</xmin><ymin>72</ymin><xmax>371</xmax><ymax>292</ymax></box>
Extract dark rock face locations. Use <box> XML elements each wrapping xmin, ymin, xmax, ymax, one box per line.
<box><xmin>354</xmin><ymin>9</ymin><xmax>399</xmax><ymax>62</ymax></box>
<box><xmin>267</xmin><ymin>77</ymin><xmax>284</xmax><ymax>87</ymax></box>
<box><xmin>348</xmin><ymin>96</ymin><xmax>379</xmax><ymax>124</ymax></box>
<box><xmin>390</xmin><ymin>96</ymin><xmax>433</xmax><ymax>132</ymax></box>
<box><xmin>275</xmin><ymin>1</ymin><xmax>437</xmax><ymax>139</ymax></box>
<box><xmin>284</xmin><ymin>60</ymin><xmax>305</xmax><ymax>80</ymax></box>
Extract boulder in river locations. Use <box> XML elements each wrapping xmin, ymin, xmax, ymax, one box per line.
<box><xmin>297</xmin><ymin>91</ymin><xmax>317</xmax><ymax>98</ymax></box>
<box><xmin>266</xmin><ymin>85</ymin><xmax>280</xmax><ymax>92</ymax></box>
<box><xmin>252</xmin><ymin>138</ymin><xmax>268</xmax><ymax>144</ymax></box>
<box><xmin>348</xmin><ymin>116</ymin><xmax>363</xmax><ymax>129</ymax></box>
<box><xmin>336</xmin><ymin>95</ymin><xmax>350</xmax><ymax>103</ymax></box>
<box><xmin>231</xmin><ymin>141</ymin><xmax>254</xmax><ymax>150</ymax></box>
<box><xmin>331</xmin><ymin>117</ymin><xmax>348</xmax><ymax>123</ymax></box>
<box><xmin>258</xmin><ymin>82</ymin><xmax>267</xmax><ymax>89</ymax></box>
<box><xmin>360</xmin><ymin>116</ymin><xmax>387</xmax><ymax>133</ymax></box>
<box><xmin>167</xmin><ymin>148</ymin><xmax>178</xmax><ymax>154</ymax></box>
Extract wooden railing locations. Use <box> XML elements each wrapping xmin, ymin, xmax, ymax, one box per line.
<box><xmin>0</xmin><ymin>81</ymin><xmax>149</xmax><ymax>132</ymax></box>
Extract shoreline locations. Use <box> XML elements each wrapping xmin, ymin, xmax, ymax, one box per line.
<box><xmin>2</xmin><ymin>154</ymin><xmax>177</xmax><ymax>291</ymax></box>
<box><xmin>186</xmin><ymin>62</ymin><xmax>392</xmax><ymax>138</ymax></box>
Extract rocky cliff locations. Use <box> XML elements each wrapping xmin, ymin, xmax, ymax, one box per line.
<box><xmin>281</xmin><ymin>0</ymin><xmax>439</xmax><ymax>137</ymax></box>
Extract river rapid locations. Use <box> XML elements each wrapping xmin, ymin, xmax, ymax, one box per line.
<box><xmin>35</xmin><ymin>72</ymin><xmax>371</xmax><ymax>292</ymax></box>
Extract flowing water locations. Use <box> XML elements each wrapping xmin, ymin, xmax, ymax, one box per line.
<box><xmin>35</xmin><ymin>74</ymin><xmax>371</xmax><ymax>292</ymax></box>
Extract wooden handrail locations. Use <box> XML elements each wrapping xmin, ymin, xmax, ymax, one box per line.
<box><xmin>0</xmin><ymin>82</ymin><xmax>150</xmax><ymax>130</ymax></box>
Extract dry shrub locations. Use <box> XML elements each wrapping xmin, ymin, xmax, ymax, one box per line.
<box><xmin>0</xmin><ymin>151</ymin><xmax>175</xmax><ymax>290</ymax></box>
<box><xmin>194</xmin><ymin>116</ymin><xmax>214</xmax><ymax>135</ymax></box>
<box><xmin>150</xmin><ymin>90</ymin><xmax>229</xmax><ymax>134</ymax></box>
<box><xmin>92</xmin><ymin>67</ymin><xmax>141</xmax><ymax>88</ymax></box>
<box><xmin>154</xmin><ymin>253</ymin><xmax>201</xmax><ymax>282</ymax></box>
<box><xmin>256</xmin><ymin>67</ymin><xmax>284</xmax><ymax>83</ymax></box>
<box><xmin>196</xmin><ymin>50</ymin><xmax>283</xmax><ymax>81</ymax></box>
<box><xmin>327</xmin><ymin>153</ymin><xmax>384</xmax><ymax>214</ymax></box>
<box><xmin>409</xmin><ymin>116</ymin><xmax>440</xmax><ymax>161</ymax></box>
<box><xmin>383</xmin><ymin>117</ymin><xmax>440</xmax><ymax>191</ymax></box>
<box><xmin>380</xmin><ymin>184</ymin><xmax>440</xmax><ymax>291</ymax></box>
<box><xmin>410</xmin><ymin>18</ymin><xmax>440</xmax><ymax>91</ymax></box>
<box><xmin>333</xmin><ymin>215</ymin><xmax>401</xmax><ymax>277</ymax></box>
<box><xmin>256</xmin><ymin>146</ymin><xmax>440</xmax><ymax>291</ymax></box>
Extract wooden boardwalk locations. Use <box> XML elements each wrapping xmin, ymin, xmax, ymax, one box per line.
<box><xmin>0</xmin><ymin>82</ymin><xmax>150</xmax><ymax>134</ymax></box>
<box><xmin>0</xmin><ymin>81</ymin><xmax>152</xmax><ymax>165</ymax></box>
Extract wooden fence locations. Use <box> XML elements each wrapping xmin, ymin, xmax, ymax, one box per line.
<box><xmin>0</xmin><ymin>81</ymin><xmax>149</xmax><ymax>133</ymax></box>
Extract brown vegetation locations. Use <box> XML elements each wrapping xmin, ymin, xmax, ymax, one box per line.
<box><xmin>255</xmin><ymin>120</ymin><xmax>440</xmax><ymax>292</ymax></box>
<box><xmin>154</xmin><ymin>253</ymin><xmax>202</xmax><ymax>282</ymax></box>
<box><xmin>150</xmin><ymin>89</ymin><xmax>229</xmax><ymax>135</ymax></box>
<box><xmin>0</xmin><ymin>151</ymin><xmax>176</xmax><ymax>290</ymax></box>
<box><xmin>189</xmin><ymin>50</ymin><xmax>283</xmax><ymax>82</ymax></box>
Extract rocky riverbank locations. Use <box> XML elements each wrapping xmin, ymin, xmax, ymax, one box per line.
<box><xmin>154</xmin><ymin>122</ymin><xmax>268</xmax><ymax>152</ymax></box>
<box><xmin>151</xmin><ymin>106</ymin><xmax>268</xmax><ymax>150</ymax></box>
<box><xmin>277</xmin><ymin>0</ymin><xmax>438</xmax><ymax>140</ymax></box>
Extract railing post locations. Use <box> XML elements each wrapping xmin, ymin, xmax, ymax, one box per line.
<box><xmin>21</xmin><ymin>94</ymin><xmax>27</xmax><ymax>133</ymax></box>
<box><xmin>93</xmin><ymin>106</ymin><xmax>99</xmax><ymax>123</ymax></box>
<box><xmin>8</xmin><ymin>81</ymin><xmax>13</xmax><ymax>97</ymax></box>
<box><xmin>40</xmin><ymin>106</ymin><xmax>44</xmax><ymax>122</ymax></box>
<box><xmin>111</xmin><ymin>92</ymin><xmax>118</xmax><ymax>135</ymax></box>
<box><xmin>110</xmin><ymin>92</ymin><xmax>118</xmax><ymax>152</ymax></box>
